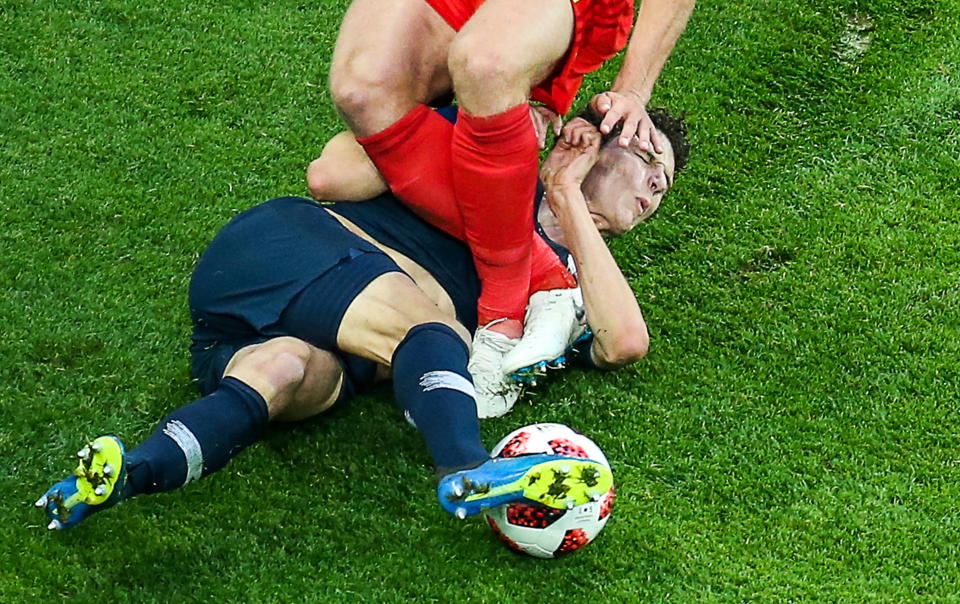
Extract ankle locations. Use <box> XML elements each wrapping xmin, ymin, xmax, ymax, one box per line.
<box><xmin>482</xmin><ymin>318</ymin><xmax>523</xmax><ymax>339</ymax></box>
<box><xmin>529</xmin><ymin>240</ymin><xmax>577</xmax><ymax>293</ymax></box>
<box><xmin>529</xmin><ymin>271</ymin><xmax>577</xmax><ymax>294</ymax></box>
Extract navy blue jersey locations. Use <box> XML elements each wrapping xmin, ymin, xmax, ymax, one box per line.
<box><xmin>327</xmin><ymin>195</ymin><xmax>482</xmax><ymax>331</ymax></box>
<box><xmin>327</xmin><ymin>180</ymin><xmax>571</xmax><ymax>334</ymax></box>
<box><xmin>189</xmin><ymin>196</ymin><xmax>392</xmax><ymax>335</ymax></box>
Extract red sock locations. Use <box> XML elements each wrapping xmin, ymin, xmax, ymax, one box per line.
<box><xmin>356</xmin><ymin>105</ymin><xmax>465</xmax><ymax>239</ymax></box>
<box><xmin>358</xmin><ymin>104</ymin><xmax>575</xmax><ymax>316</ymax></box>
<box><xmin>452</xmin><ymin>104</ymin><xmax>538</xmax><ymax>325</ymax></box>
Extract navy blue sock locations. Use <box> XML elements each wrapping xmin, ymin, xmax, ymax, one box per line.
<box><xmin>123</xmin><ymin>376</ymin><xmax>269</xmax><ymax>498</ymax></box>
<box><xmin>392</xmin><ymin>323</ymin><xmax>489</xmax><ymax>476</ymax></box>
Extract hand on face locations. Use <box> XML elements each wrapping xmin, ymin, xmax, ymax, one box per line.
<box><xmin>581</xmin><ymin>130</ymin><xmax>676</xmax><ymax>237</ymax></box>
<box><xmin>589</xmin><ymin>91</ymin><xmax>662</xmax><ymax>154</ymax></box>
<box><xmin>542</xmin><ymin>118</ymin><xmax>602</xmax><ymax>190</ymax></box>
<box><xmin>560</xmin><ymin>116</ymin><xmax>600</xmax><ymax>147</ymax></box>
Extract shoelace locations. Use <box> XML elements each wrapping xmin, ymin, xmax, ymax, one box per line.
<box><xmin>474</xmin><ymin>318</ymin><xmax>518</xmax><ymax>353</ymax></box>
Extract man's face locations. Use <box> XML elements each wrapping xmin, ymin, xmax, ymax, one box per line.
<box><xmin>581</xmin><ymin>130</ymin><xmax>676</xmax><ymax>237</ymax></box>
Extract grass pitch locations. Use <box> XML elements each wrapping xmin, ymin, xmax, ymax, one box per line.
<box><xmin>2</xmin><ymin>0</ymin><xmax>959</xmax><ymax>601</ymax></box>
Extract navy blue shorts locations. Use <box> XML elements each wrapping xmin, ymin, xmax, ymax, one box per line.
<box><xmin>188</xmin><ymin>198</ymin><xmax>403</xmax><ymax>401</ymax></box>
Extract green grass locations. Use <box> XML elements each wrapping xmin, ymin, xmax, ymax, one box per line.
<box><xmin>3</xmin><ymin>0</ymin><xmax>959</xmax><ymax>600</ymax></box>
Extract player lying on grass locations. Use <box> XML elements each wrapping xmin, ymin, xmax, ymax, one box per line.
<box><xmin>36</xmin><ymin>108</ymin><xmax>687</xmax><ymax>531</ymax></box>
<box><xmin>309</xmin><ymin>106</ymin><xmax>686</xmax><ymax>404</ymax></box>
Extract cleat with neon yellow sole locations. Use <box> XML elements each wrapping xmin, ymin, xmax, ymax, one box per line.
<box><xmin>39</xmin><ymin>435</ymin><xmax>127</xmax><ymax>530</ymax></box>
<box><xmin>437</xmin><ymin>454</ymin><xmax>612</xmax><ymax>518</ymax></box>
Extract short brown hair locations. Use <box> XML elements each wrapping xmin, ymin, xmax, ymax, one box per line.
<box><xmin>574</xmin><ymin>105</ymin><xmax>690</xmax><ymax>173</ymax></box>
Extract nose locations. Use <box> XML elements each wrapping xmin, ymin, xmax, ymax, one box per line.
<box><xmin>637</xmin><ymin>197</ymin><xmax>651</xmax><ymax>212</ymax></box>
<box><xmin>648</xmin><ymin>167</ymin><xmax>667</xmax><ymax>194</ymax></box>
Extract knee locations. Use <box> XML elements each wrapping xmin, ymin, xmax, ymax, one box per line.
<box><xmin>329</xmin><ymin>67</ymin><xmax>376</xmax><ymax>122</ymax></box>
<box><xmin>268</xmin><ymin>351</ymin><xmax>310</xmax><ymax>393</ymax></box>
<box><xmin>448</xmin><ymin>35</ymin><xmax>519</xmax><ymax>96</ymax></box>
<box><xmin>266</xmin><ymin>338</ymin><xmax>311</xmax><ymax>386</ymax></box>
<box><xmin>247</xmin><ymin>337</ymin><xmax>311</xmax><ymax>392</ymax></box>
<box><xmin>330</xmin><ymin>56</ymin><xmax>406</xmax><ymax>127</ymax></box>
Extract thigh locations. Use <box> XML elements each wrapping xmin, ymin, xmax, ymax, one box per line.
<box><xmin>223</xmin><ymin>338</ymin><xmax>348</xmax><ymax>422</ymax></box>
<box><xmin>454</xmin><ymin>0</ymin><xmax>574</xmax><ymax>92</ymax></box>
<box><xmin>531</xmin><ymin>0</ymin><xmax>635</xmax><ymax>114</ymax></box>
<box><xmin>337</xmin><ymin>271</ymin><xmax>470</xmax><ymax>366</ymax></box>
<box><xmin>331</xmin><ymin>0</ymin><xmax>456</xmax><ymax>131</ymax></box>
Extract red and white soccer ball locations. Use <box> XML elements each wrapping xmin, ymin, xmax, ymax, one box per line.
<box><xmin>483</xmin><ymin>423</ymin><xmax>615</xmax><ymax>559</ymax></box>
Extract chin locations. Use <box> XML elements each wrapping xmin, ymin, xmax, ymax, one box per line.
<box><xmin>614</xmin><ymin>217</ymin><xmax>635</xmax><ymax>234</ymax></box>
<box><xmin>605</xmin><ymin>224</ymin><xmax>627</xmax><ymax>238</ymax></box>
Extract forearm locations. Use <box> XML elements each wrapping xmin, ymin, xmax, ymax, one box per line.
<box><xmin>613</xmin><ymin>0</ymin><xmax>695</xmax><ymax>103</ymax></box>
<box><xmin>306</xmin><ymin>131</ymin><xmax>388</xmax><ymax>201</ymax></box>
<box><xmin>550</xmin><ymin>188</ymin><xmax>648</xmax><ymax>369</ymax></box>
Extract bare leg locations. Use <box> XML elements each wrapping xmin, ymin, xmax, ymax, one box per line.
<box><xmin>36</xmin><ymin>336</ymin><xmax>349</xmax><ymax>529</ymax></box>
<box><xmin>449</xmin><ymin>0</ymin><xmax>573</xmax><ymax>117</ymax></box>
<box><xmin>330</xmin><ymin>0</ymin><xmax>577</xmax><ymax>370</ymax></box>
<box><xmin>336</xmin><ymin>272</ymin><xmax>470</xmax><ymax>365</ymax></box>
<box><xmin>223</xmin><ymin>336</ymin><xmax>346</xmax><ymax>422</ymax></box>
<box><xmin>330</xmin><ymin>0</ymin><xmax>455</xmax><ymax>136</ymax></box>
<box><xmin>336</xmin><ymin>271</ymin><xmax>497</xmax><ymax>469</ymax></box>
<box><xmin>445</xmin><ymin>0</ymin><xmax>574</xmax><ymax>333</ymax></box>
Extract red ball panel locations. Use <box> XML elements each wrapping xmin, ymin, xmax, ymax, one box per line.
<box><xmin>499</xmin><ymin>431</ymin><xmax>533</xmax><ymax>458</ymax></box>
<box><xmin>555</xmin><ymin>528</ymin><xmax>591</xmax><ymax>556</ymax></box>
<box><xmin>505</xmin><ymin>503</ymin><xmax>566</xmax><ymax>529</ymax></box>
<box><xmin>548</xmin><ymin>437</ymin><xmax>589</xmax><ymax>458</ymax></box>
<box><xmin>599</xmin><ymin>488</ymin><xmax>616</xmax><ymax>521</ymax></box>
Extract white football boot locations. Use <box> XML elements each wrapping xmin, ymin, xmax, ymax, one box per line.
<box><xmin>469</xmin><ymin>321</ymin><xmax>523</xmax><ymax>418</ymax></box>
<box><xmin>502</xmin><ymin>287</ymin><xmax>588</xmax><ymax>380</ymax></box>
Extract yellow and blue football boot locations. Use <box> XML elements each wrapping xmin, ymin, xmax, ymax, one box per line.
<box><xmin>36</xmin><ymin>435</ymin><xmax>127</xmax><ymax>530</ymax></box>
<box><xmin>437</xmin><ymin>454</ymin><xmax>612</xmax><ymax>519</ymax></box>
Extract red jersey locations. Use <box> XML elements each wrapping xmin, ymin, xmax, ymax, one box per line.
<box><xmin>425</xmin><ymin>0</ymin><xmax>634</xmax><ymax>114</ymax></box>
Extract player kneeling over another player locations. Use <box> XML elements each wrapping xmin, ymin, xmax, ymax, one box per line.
<box><xmin>307</xmin><ymin>106</ymin><xmax>689</xmax><ymax>412</ymax></box>
<box><xmin>38</xmin><ymin>108</ymin><xmax>688</xmax><ymax>529</ymax></box>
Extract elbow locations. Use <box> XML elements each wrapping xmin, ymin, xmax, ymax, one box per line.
<box><xmin>306</xmin><ymin>157</ymin><xmax>330</xmax><ymax>200</ymax></box>
<box><xmin>613</xmin><ymin>330</ymin><xmax>650</xmax><ymax>365</ymax></box>
<box><xmin>594</xmin><ymin>323</ymin><xmax>649</xmax><ymax>368</ymax></box>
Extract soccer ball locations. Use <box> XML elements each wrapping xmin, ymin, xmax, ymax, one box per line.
<box><xmin>483</xmin><ymin>423</ymin><xmax>615</xmax><ymax>558</ymax></box>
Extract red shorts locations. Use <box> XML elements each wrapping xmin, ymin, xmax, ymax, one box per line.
<box><xmin>425</xmin><ymin>0</ymin><xmax>634</xmax><ymax>114</ymax></box>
